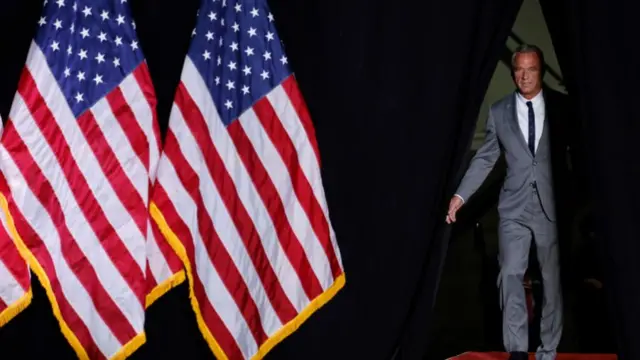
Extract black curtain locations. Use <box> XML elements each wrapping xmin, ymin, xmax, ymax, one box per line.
<box><xmin>541</xmin><ymin>1</ymin><xmax>640</xmax><ymax>359</ymax></box>
<box><xmin>263</xmin><ymin>0</ymin><xmax>524</xmax><ymax>358</ymax></box>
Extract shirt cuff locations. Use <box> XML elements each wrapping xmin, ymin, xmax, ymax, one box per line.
<box><xmin>454</xmin><ymin>194</ymin><xmax>465</xmax><ymax>204</ymax></box>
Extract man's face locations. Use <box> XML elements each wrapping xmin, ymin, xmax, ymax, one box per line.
<box><xmin>513</xmin><ymin>52</ymin><xmax>542</xmax><ymax>98</ymax></box>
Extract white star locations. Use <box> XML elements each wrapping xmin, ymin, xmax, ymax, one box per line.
<box><xmin>67</xmin><ymin>45</ymin><xmax>72</xmax><ymax>55</ymax></box>
<box><xmin>225</xmin><ymin>80</ymin><xmax>235</xmax><ymax>90</ymax></box>
<box><xmin>115</xmin><ymin>36</ymin><xmax>123</xmax><ymax>46</ymax></box>
<box><xmin>250</xmin><ymin>8</ymin><xmax>259</xmax><ymax>17</ymax></box>
<box><xmin>230</xmin><ymin>42</ymin><xmax>239</xmax><ymax>51</ymax></box>
<box><xmin>121</xmin><ymin>0</ymin><xmax>127</xmax><ymax>3</ymax></box>
<box><xmin>191</xmin><ymin>28</ymin><xmax>197</xmax><ymax>37</ymax></box>
<box><xmin>130</xmin><ymin>41</ymin><xmax>139</xmax><ymax>50</ymax></box>
<box><xmin>217</xmin><ymin>56</ymin><xmax>221</xmax><ymax>66</ymax></box>
<box><xmin>76</xmin><ymin>71</ymin><xmax>86</xmax><ymax>81</ymax></box>
<box><xmin>265</xmin><ymin>31</ymin><xmax>274</xmax><ymax>41</ymax></box>
<box><xmin>72</xmin><ymin>1</ymin><xmax>77</xmax><ymax>11</ymax></box>
<box><xmin>205</xmin><ymin>31</ymin><xmax>214</xmax><ymax>41</ymax></box>
<box><xmin>234</xmin><ymin>3</ymin><xmax>242</xmax><ymax>12</ymax></box>
<box><xmin>241</xmin><ymin>85</ymin><xmax>250</xmax><ymax>95</ymax></box>
<box><xmin>53</xmin><ymin>19</ymin><xmax>63</xmax><ymax>30</ymax></box>
<box><xmin>219</xmin><ymin>37</ymin><xmax>223</xmax><ymax>46</ymax></box>
<box><xmin>56</xmin><ymin>0</ymin><xmax>65</xmax><ymax>8</ymax></box>
<box><xmin>208</xmin><ymin>11</ymin><xmax>217</xmax><ymax>21</ymax></box>
<box><xmin>78</xmin><ymin>49</ymin><xmax>88</xmax><ymax>60</ymax></box>
<box><xmin>82</xmin><ymin>6</ymin><xmax>92</xmax><ymax>17</ymax></box>
<box><xmin>131</xmin><ymin>21</ymin><xmax>136</xmax><ymax>29</ymax></box>
<box><xmin>80</xmin><ymin>27</ymin><xmax>90</xmax><ymax>38</ymax></box>
<box><xmin>64</xmin><ymin>67</ymin><xmax>71</xmax><ymax>77</ymax></box>
<box><xmin>44</xmin><ymin>0</ymin><xmax>48</xmax><ymax>5</ymax></box>
<box><xmin>93</xmin><ymin>74</ymin><xmax>103</xmax><ymax>85</ymax></box>
<box><xmin>260</xmin><ymin>70</ymin><xmax>269</xmax><ymax>80</ymax></box>
<box><xmin>222</xmin><ymin>0</ymin><xmax>227</xmax><ymax>7</ymax></box>
<box><xmin>95</xmin><ymin>53</ymin><xmax>105</xmax><ymax>63</ymax></box>
<box><xmin>280</xmin><ymin>55</ymin><xmax>288</xmax><ymax>65</ymax></box>
<box><xmin>100</xmin><ymin>10</ymin><xmax>109</xmax><ymax>21</ymax></box>
<box><xmin>98</xmin><ymin>32</ymin><xmax>107</xmax><ymax>42</ymax></box>
<box><xmin>113</xmin><ymin>57</ymin><xmax>121</xmax><ymax>67</ymax></box>
<box><xmin>224</xmin><ymin>100</ymin><xmax>233</xmax><ymax>109</ymax></box>
<box><xmin>221</xmin><ymin>18</ymin><xmax>225</xmax><ymax>26</ymax></box>
<box><xmin>247</xmin><ymin>27</ymin><xmax>257</xmax><ymax>37</ymax></box>
<box><xmin>242</xmin><ymin>65</ymin><xmax>252</xmax><ymax>76</ymax></box>
<box><xmin>75</xmin><ymin>92</ymin><xmax>84</xmax><ymax>103</ymax></box>
<box><xmin>228</xmin><ymin>61</ymin><xmax>237</xmax><ymax>71</ymax></box>
<box><xmin>38</xmin><ymin>17</ymin><xmax>47</xmax><ymax>26</ymax></box>
<box><xmin>245</xmin><ymin>47</ymin><xmax>254</xmax><ymax>56</ymax></box>
<box><xmin>70</xmin><ymin>23</ymin><xmax>75</xmax><ymax>33</ymax></box>
<box><xmin>232</xmin><ymin>22</ymin><xmax>240</xmax><ymax>32</ymax></box>
<box><xmin>203</xmin><ymin>50</ymin><xmax>211</xmax><ymax>60</ymax></box>
<box><xmin>268</xmin><ymin>13</ymin><xmax>274</xmax><ymax>22</ymax></box>
<box><xmin>50</xmin><ymin>41</ymin><xmax>60</xmax><ymax>51</ymax></box>
<box><xmin>263</xmin><ymin>51</ymin><xmax>272</xmax><ymax>60</ymax></box>
<box><xmin>214</xmin><ymin>76</ymin><xmax>220</xmax><ymax>85</ymax></box>
<box><xmin>116</xmin><ymin>15</ymin><xmax>125</xmax><ymax>25</ymax></box>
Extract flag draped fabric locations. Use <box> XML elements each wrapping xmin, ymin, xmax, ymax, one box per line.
<box><xmin>0</xmin><ymin>0</ymin><xmax>178</xmax><ymax>358</ymax></box>
<box><xmin>144</xmin><ymin>213</ymin><xmax>185</xmax><ymax>307</ymax></box>
<box><xmin>150</xmin><ymin>0</ymin><xmax>345</xmax><ymax>358</ymax></box>
<box><xmin>0</xmin><ymin>116</ymin><xmax>32</xmax><ymax>327</ymax></box>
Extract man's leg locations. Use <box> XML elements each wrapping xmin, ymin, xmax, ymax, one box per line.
<box><xmin>498</xmin><ymin>218</ymin><xmax>533</xmax><ymax>354</ymax></box>
<box><xmin>532</xmin><ymin>211</ymin><xmax>563</xmax><ymax>360</ymax></box>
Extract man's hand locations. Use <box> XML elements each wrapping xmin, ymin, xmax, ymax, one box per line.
<box><xmin>445</xmin><ymin>196</ymin><xmax>464</xmax><ymax>224</ymax></box>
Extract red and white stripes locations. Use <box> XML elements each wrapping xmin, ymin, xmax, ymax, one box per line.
<box><xmin>0</xmin><ymin>116</ymin><xmax>31</xmax><ymax>327</ymax></box>
<box><xmin>0</xmin><ymin>42</ymin><xmax>180</xmax><ymax>359</ymax></box>
<box><xmin>151</xmin><ymin>57</ymin><xmax>344</xmax><ymax>360</ymax></box>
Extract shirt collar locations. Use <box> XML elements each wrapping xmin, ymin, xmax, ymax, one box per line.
<box><xmin>516</xmin><ymin>89</ymin><xmax>544</xmax><ymax>107</ymax></box>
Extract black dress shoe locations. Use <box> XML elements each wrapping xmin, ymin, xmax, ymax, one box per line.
<box><xmin>508</xmin><ymin>352</ymin><xmax>528</xmax><ymax>360</ymax></box>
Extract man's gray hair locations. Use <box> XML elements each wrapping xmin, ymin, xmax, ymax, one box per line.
<box><xmin>511</xmin><ymin>44</ymin><xmax>545</xmax><ymax>73</ymax></box>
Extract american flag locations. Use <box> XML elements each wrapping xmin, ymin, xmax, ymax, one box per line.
<box><xmin>149</xmin><ymin>0</ymin><xmax>345</xmax><ymax>358</ymax></box>
<box><xmin>0</xmin><ymin>0</ymin><xmax>178</xmax><ymax>358</ymax></box>
<box><xmin>0</xmin><ymin>116</ymin><xmax>32</xmax><ymax>328</ymax></box>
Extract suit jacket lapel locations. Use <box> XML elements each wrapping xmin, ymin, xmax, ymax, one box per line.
<box><xmin>506</xmin><ymin>92</ymin><xmax>533</xmax><ymax>158</ymax></box>
<box><xmin>537</xmin><ymin>111</ymin><xmax>550</xmax><ymax>156</ymax></box>
<box><xmin>537</xmin><ymin>90</ymin><xmax>552</xmax><ymax>156</ymax></box>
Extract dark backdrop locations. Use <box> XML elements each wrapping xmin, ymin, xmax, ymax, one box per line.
<box><xmin>1</xmin><ymin>1</ymin><xmax>639</xmax><ymax>360</ymax></box>
<box><xmin>542</xmin><ymin>1</ymin><xmax>640</xmax><ymax>359</ymax></box>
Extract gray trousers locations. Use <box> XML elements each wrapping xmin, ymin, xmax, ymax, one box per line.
<box><xmin>497</xmin><ymin>188</ymin><xmax>563</xmax><ymax>360</ymax></box>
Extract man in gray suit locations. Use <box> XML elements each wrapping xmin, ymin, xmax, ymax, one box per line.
<box><xmin>446</xmin><ymin>44</ymin><xmax>574</xmax><ymax>360</ymax></box>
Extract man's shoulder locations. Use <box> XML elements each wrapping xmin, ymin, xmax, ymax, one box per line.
<box><xmin>489</xmin><ymin>92</ymin><xmax>515</xmax><ymax>113</ymax></box>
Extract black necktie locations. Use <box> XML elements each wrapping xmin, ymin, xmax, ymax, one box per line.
<box><xmin>527</xmin><ymin>101</ymin><xmax>535</xmax><ymax>155</ymax></box>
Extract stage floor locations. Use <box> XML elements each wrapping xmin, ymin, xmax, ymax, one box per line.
<box><xmin>448</xmin><ymin>352</ymin><xmax>617</xmax><ymax>360</ymax></box>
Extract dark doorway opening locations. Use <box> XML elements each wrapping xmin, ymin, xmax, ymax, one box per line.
<box><xmin>427</xmin><ymin>1</ymin><xmax>615</xmax><ymax>358</ymax></box>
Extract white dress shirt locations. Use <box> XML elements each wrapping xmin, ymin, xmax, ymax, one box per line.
<box><xmin>453</xmin><ymin>90</ymin><xmax>545</xmax><ymax>204</ymax></box>
<box><xmin>516</xmin><ymin>90</ymin><xmax>545</xmax><ymax>152</ymax></box>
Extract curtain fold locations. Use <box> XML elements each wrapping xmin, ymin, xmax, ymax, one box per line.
<box><xmin>541</xmin><ymin>1</ymin><xmax>640</xmax><ymax>359</ymax></box>
<box><xmin>267</xmin><ymin>0</ymin><xmax>523</xmax><ymax>358</ymax></box>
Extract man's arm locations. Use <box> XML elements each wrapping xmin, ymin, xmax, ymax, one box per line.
<box><xmin>454</xmin><ymin>108</ymin><xmax>501</xmax><ymax>203</ymax></box>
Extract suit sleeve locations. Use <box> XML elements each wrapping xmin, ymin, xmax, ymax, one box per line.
<box><xmin>455</xmin><ymin>108</ymin><xmax>501</xmax><ymax>203</ymax></box>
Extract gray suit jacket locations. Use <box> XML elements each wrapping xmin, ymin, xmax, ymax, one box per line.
<box><xmin>456</xmin><ymin>92</ymin><xmax>557</xmax><ymax>222</ymax></box>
